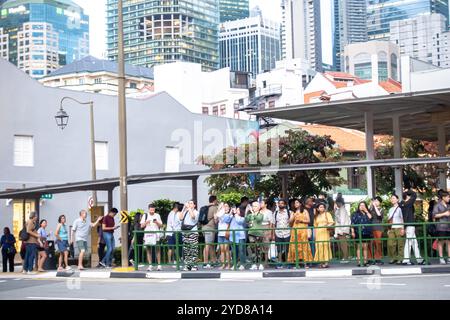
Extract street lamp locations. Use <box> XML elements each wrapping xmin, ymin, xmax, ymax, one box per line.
<box><xmin>56</xmin><ymin>96</ymin><xmax>97</xmax><ymax>206</ymax></box>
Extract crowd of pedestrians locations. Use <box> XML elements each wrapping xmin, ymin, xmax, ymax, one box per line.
<box><xmin>1</xmin><ymin>188</ymin><xmax>449</xmax><ymax>273</ymax></box>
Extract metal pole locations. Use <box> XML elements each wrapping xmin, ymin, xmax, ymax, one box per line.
<box><xmin>89</xmin><ymin>102</ymin><xmax>98</xmax><ymax>206</ymax></box>
<box><xmin>393</xmin><ymin>115</ymin><xmax>403</xmax><ymax>196</ymax></box>
<box><xmin>118</xmin><ymin>0</ymin><xmax>129</xmax><ymax>268</ymax></box>
<box><xmin>437</xmin><ymin>125</ymin><xmax>448</xmax><ymax>190</ymax></box>
<box><xmin>365</xmin><ymin>111</ymin><xmax>375</xmax><ymax>198</ymax></box>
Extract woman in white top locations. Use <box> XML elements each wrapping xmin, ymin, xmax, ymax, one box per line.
<box><xmin>216</xmin><ymin>203</ymin><xmax>233</xmax><ymax>269</ymax></box>
<box><xmin>179</xmin><ymin>200</ymin><xmax>199</xmax><ymax>271</ymax></box>
<box><xmin>387</xmin><ymin>194</ymin><xmax>405</xmax><ymax>265</ymax></box>
<box><xmin>140</xmin><ymin>204</ymin><xmax>163</xmax><ymax>271</ymax></box>
<box><xmin>260</xmin><ymin>199</ymin><xmax>274</xmax><ymax>265</ymax></box>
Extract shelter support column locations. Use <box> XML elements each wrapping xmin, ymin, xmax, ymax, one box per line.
<box><xmin>438</xmin><ymin>125</ymin><xmax>448</xmax><ymax>190</ymax></box>
<box><xmin>108</xmin><ymin>189</ymin><xmax>113</xmax><ymax>211</ymax></box>
<box><xmin>365</xmin><ymin>112</ymin><xmax>375</xmax><ymax>198</ymax></box>
<box><xmin>393</xmin><ymin>116</ymin><xmax>403</xmax><ymax>196</ymax></box>
<box><xmin>192</xmin><ymin>177</ymin><xmax>198</xmax><ymax>205</ymax></box>
<box><xmin>281</xmin><ymin>172</ymin><xmax>288</xmax><ymax>200</ymax></box>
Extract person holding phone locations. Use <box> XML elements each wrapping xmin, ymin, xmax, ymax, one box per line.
<box><xmin>140</xmin><ymin>204</ymin><xmax>163</xmax><ymax>271</ymax></box>
<box><xmin>99</xmin><ymin>208</ymin><xmax>120</xmax><ymax>269</ymax></box>
<box><xmin>387</xmin><ymin>194</ymin><xmax>405</xmax><ymax>265</ymax></box>
<box><xmin>180</xmin><ymin>200</ymin><xmax>199</xmax><ymax>271</ymax></box>
<box><xmin>216</xmin><ymin>203</ymin><xmax>233</xmax><ymax>269</ymax></box>
<box><xmin>351</xmin><ymin>202</ymin><xmax>372</xmax><ymax>267</ymax></box>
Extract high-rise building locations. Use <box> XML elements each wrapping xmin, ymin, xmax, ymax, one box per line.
<box><xmin>0</xmin><ymin>0</ymin><xmax>89</xmax><ymax>78</ymax></box>
<box><xmin>281</xmin><ymin>0</ymin><xmax>322</xmax><ymax>71</ymax></box>
<box><xmin>219</xmin><ymin>9</ymin><xmax>281</xmax><ymax>77</ymax></box>
<box><xmin>367</xmin><ymin>0</ymin><xmax>449</xmax><ymax>40</ymax></box>
<box><xmin>333</xmin><ymin>0</ymin><xmax>368</xmax><ymax>71</ymax></box>
<box><xmin>106</xmin><ymin>0</ymin><xmax>220</xmax><ymax>72</ymax></box>
<box><xmin>219</xmin><ymin>0</ymin><xmax>249</xmax><ymax>22</ymax></box>
<box><xmin>343</xmin><ymin>41</ymin><xmax>400</xmax><ymax>82</ymax></box>
<box><xmin>390</xmin><ymin>13</ymin><xmax>450</xmax><ymax>68</ymax></box>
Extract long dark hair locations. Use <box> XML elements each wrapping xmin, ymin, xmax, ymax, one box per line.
<box><xmin>58</xmin><ymin>215</ymin><xmax>66</xmax><ymax>224</ymax></box>
<box><xmin>358</xmin><ymin>201</ymin><xmax>370</xmax><ymax>214</ymax></box>
<box><xmin>293</xmin><ymin>199</ymin><xmax>304</xmax><ymax>213</ymax></box>
<box><xmin>39</xmin><ymin>219</ymin><xmax>47</xmax><ymax>227</ymax></box>
<box><xmin>4</xmin><ymin>227</ymin><xmax>10</xmax><ymax>235</ymax></box>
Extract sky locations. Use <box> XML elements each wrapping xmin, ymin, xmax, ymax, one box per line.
<box><xmin>74</xmin><ymin>0</ymin><xmax>282</xmax><ymax>59</ymax></box>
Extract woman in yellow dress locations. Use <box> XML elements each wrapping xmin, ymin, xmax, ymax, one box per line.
<box><xmin>314</xmin><ymin>203</ymin><xmax>335</xmax><ymax>268</ymax></box>
<box><xmin>288</xmin><ymin>199</ymin><xmax>313</xmax><ymax>267</ymax></box>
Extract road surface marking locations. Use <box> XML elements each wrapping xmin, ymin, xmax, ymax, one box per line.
<box><xmin>359</xmin><ymin>282</ymin><xmax>406</xmax><ymax>286</ymax></box>
<box><xmin>283</xmin><ymin>281</ymin><xmax>326</xmax><ymax>284</ymax></box>
<box><xmin>0</xmin><ymin>280</ymin><xmax>6</xmax><ymax>283</ymax></box>
<box><xmin>380</xmin><ymin>267</ymin><xmax>421</xmax><ymax>275</ymax></box>
<box><xmin>217</xmin><ymin>279</ymin><xmax>255</xmax><ymax>282</ymax></box>
<box><xmin>306</xmin><ymin>270</ymin><xmax>353</xmax><ymax>277</ymax></box>
<box><xmin>26</xmin><ymin>297</ymin><xmax>106</xmax><ymax>300</ymax></box>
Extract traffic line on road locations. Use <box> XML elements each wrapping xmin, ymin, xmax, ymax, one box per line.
<box><xmin>359</xmin><ymin>282</ymin><xmax>406</xmax><ymax>286</ymax></box>
<box><xmin>217</xmin><ymin>279</ymin><xmax>255</xmax><ymax>282</ymax></box>
<box><xmin>283</xmin><ymin>281</ymin><xmax>326</xmax><ymax>284</ymax></box>
<box><xmin>306</xmin><ymin>270</ymin><xmax>353</xmax><ymax>277</ymax></box>
<box><xmin>26</xmin><ymin>297</ymin><xmax>106</xmax><ymax>300</ymax></box>
<box><xmin>0</xmin><ymin>280</ymin><xmax>6</xmax><ymax>283</ymax></box>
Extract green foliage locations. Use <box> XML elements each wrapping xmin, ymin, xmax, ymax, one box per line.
<box><xmin>129</xmin><ymin>209</ymin><xmax>145</xmax><ymax>223</ymax></box>
<box><xmin>217</xmin><ymin>190</ymin><xmax>251</xmax><ymax>205</ymax></box>
<box><xmin>201</xmin><ymin>128</ymin><xmax>344</xmax><ymax>199</ymax></box>
<box><xmin>151</xmin><ymin>199</ymin><xmax>175</xmax><ymax>224</ymax></box>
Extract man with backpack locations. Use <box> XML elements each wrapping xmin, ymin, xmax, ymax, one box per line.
<box><xmin>200</xmin><ymin>196</ymin><xmax>218</xmax><ymax>269</ymax></box>
<box><xmin>21</xmin><ymin>211</ymin><xmax>40</xmax><ymax>274</ymax></box>
<box><xmin>272</xmin><ymin>199</ymin><xmax>291</xmax><ymax>269</ymax></box>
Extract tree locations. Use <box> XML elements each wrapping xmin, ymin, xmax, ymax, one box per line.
<box><xmin>200</xmin><ymin>129</ymin><xmax>344</xmax><ymax>200</ymax></box>
<box><xmin>373</xmin><ymin>136</ymin><xmax>449</xmax><ymax>197</ymax></box>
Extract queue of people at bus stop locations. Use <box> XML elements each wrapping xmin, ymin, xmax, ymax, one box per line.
<box><xmin>1</xmin><ymin>188</ymin><xmax>450</xmax><ymax>273</ymax></box>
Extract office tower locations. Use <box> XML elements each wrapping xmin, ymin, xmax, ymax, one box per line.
<box><xmin>219</xmin><ymin>10</ymin><xmax>281</xmax><ymax>77</ymax></box>
<box><xmin>0</xmin><ymin>0</ymin><xmax>89</xmax><ymax>78</ymax></box>
<box><xmin>367</xmin><ymin>0</ymin><xmax>449</xmax><ymax>40</ymax></box>
<box><xmin>281</xmin><ymin>0</ymin><xmax>322</xmax><ymax>71</ymax></box>
<box><xmin>219</xmin><ymin>0</ymin><xmax>249</xmax><ymax>22</ymax></box>
<box><xmin>106</xmin><ymin>0</ymin><xmax>220</xmax><ymax>71</ymax></box>
<box><xmin>333</xmin><ymin>0</ymin><xmax>368</xmax><ymax>71</ymax></box>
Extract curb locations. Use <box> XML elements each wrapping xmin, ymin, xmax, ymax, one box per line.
<box><xmin>50</xmin><ymin>265</ymin><xmax>450</xmax><ymax>279</ymax></box>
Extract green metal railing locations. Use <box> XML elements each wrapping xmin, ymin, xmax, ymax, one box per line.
<box><xmin>131</xmin><ymin>221</ymin><xmax>450</xmax><ymax>271</ymax></box>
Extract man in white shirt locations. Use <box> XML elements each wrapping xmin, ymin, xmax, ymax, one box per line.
<box><xmin>140</xmin><ymin>204</ymin><xmax>163</xmax><ymax>271</ymax></box>
<box><xmin>334</xmin><ymin>197</ymin><xmax>351</xmax><ymax>263</ymax></box>
<box><xmin>387</xmin><ymin>194</ymin><xmax>405</xmax><ymax>265</ymax></box>
<box><xmin>166</xmin><ymin>202</ymin><xmax>182</xmax><ymax>266</ymax></box>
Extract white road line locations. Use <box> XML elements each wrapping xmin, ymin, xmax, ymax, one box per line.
<box><xmin>26</xmin><ymin>297</ymin><xmax>106</xmax><ymax>301</ymax></box>
<box><xmin>13</xmin><ymin>278</ymin><xmax>22</xmax><ymax>281</ymax></box>
<box><xmin>380</xmin><ymin>267</ymin><xmax>421</xmax><ymax>275</ymax></box>
<box><xmin>443</xmin><ymin>285</ymin><xmax>450</xmax><ymax>287</ymax></box>
<box><xmin>306</xmin><ymin>270</ymin><xmax>353</xmax><ymax>277</ymax></box>
<box><xmin>283</xmin><ymin>281</ymin><xmax>326</xmax><ymax>284</ymax></box>
<box><xmin>0</xmin><ymin>280</ymin><xmax>6</xmax><ymax>283</ymax></box>
<box><xmin>217</xmin><ymin>279</ymin><xmax>255</xmax><ymax>282</ymax></box>
<box><xmin>359</xmin><ymin>282</ymin><xmax>406</xmax><ymax>286</ymax></box>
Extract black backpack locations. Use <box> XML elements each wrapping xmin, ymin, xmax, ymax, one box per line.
<box><xmin>19</xmin><ymin>226</ymin><xmax>30</xmax><ymax>242</ymax></box>
<box><xmin>198</xmin><ymin>205</ymin><xmax>211</xmax><ymax>225</ymax></box>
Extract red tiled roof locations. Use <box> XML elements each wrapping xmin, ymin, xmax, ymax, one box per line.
<box><xmin>304</xmin><ymin>90</ymin><xmax>325</xmax><ymax>103</ymax></box>
<box><xmin>379</xmin><ymin>78</ymin><xmax>402</xmax><ymax>93</ymax></box>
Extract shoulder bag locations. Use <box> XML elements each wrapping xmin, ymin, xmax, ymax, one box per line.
<box><xmin>181</xmin><ymin>211</ymin><xmax>197</xmax><ymax>231</ymax></box>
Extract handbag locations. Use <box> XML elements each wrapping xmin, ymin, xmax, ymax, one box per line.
<box><xmin>181</xmin><ymin>212</ymin><xmax>196</xmax><ymax>231</ymax></box>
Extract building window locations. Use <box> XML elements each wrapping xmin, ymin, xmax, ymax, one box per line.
<box><xmin>213</xmin><ymin>106</ymin><xmax>218</xmax><ymax>116</ymax></box>
<box><xmin>165</xmin><ymin>147</ymin><xmax>180</xmax><ymax>173</ymax></box>
<box><xmin>130</xmin><ymin>82</ymin><xmax>137</xmax><ymax>89</ymax></box>
<box><xmin>94</xmin><ymin>78</ymin><xmax>102</xmax><ymax>84</ymax></box>
<box><xmin>79</xmin><ymin>78</ymin><xmax>85</xmax><ymax>85</ymax></box>
<box><xmin>268</xmin><ymin>101</ymin><xmax>275</xmax><ymax>108</ymax></box>
<box><xmin>220</xmin><ymin>105</ymin><xmax>226</xmax><ymax>115</ymax></box>
<box><xmin>95</xmin><ymin>141</ymin><xmax>108</xmax><ymax>171</ymax></box>
<box><xmin>14</xmin><ymin>135</ymin><xmax>34</xmax><ymax>167</ymax></box>
<box><xmin>202</xmin><ymin>107</ymin><xmax>209</xmax><ymax>115</ymax></box>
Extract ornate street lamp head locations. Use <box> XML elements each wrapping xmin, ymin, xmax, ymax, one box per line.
<box><xmin>55</xmin><ymin>108</ymin><xmax>69</xmax><ymax>130</ymax></box>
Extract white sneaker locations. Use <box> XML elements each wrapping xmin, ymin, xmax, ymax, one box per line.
<box><xmin>157</xmin><ymin>265</ymin><xmax>162</xmax><ymax>271</ymax></box>
<box><xmin>147</xmin><ymin>265</ymin><xmax>153</xmax><ymax>271</ymax></box>
<box><xmin>27</xmin><ymin>271</ymin><xmax>36</xmax><ymax>275</ymax></box>
<box><xmin>258</xmin><ymin>264</ymin><xmax>265</xmax><ymax>271</ymax></box>
<box><xmin>65</xmin><ymin>266</ymin><xmax>72</xmax><ymax>271</ymax></box>
<box><xmin>22</xmin><ymin>270</ymin><xmax>26</xmax><ymax>274</ymax></box>
<box><xmin>191</xmin><ymin>266</ymin><xmax>198</xmax><ymax>271</ymax></box>
<box><xmin>250</xmin><ymin>264</ymin><xmax>257</xmax><ymax>270</ymax></box>
<box><xmin>239</xmin><ymin>265</ymin><xmax>245</xmax><ymax>271</ymax></box>
<box><xmin>203</xmin><ymin>264</ymin><xmax>212</xmax><ymax>269</ymax></box>
<box><xmin>183</xmin><ymin>266</ymin><xmax>190</xmax><ymax>271</ymax></box>
<box><xmin>440</xmin><ymin>258</ymin><xmax>447</xmax><ymax>265</ymax></box>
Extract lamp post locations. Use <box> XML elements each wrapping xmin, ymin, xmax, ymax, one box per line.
<box><xmin>55</xmin><ymin>97</ymin><xmax>97</xmax><ymax>206</ymax></box>
<box><xmin>118</xmin><ymin>0</ymin><xmax>129</xmax><ymax>268</ymax></box>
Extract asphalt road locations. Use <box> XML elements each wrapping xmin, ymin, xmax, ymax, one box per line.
<box><xmin>0</xmin><ymin>274</ymin><xmax>450</xmax><ymax>300</ymax></box>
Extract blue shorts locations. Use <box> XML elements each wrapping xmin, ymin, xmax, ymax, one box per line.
<box><xmin>56</xmin><ymin>240</ymin><xmax>69</xmax><ymax>252</ymax></box>
<box><xmin>218</xmin><ymin>236</ymin><xmax>230</xmax><ymax>244</ymax></box>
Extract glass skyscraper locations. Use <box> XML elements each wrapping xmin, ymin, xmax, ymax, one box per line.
<box><xmin>106</xmin><ymin>0</ymin><xmax>219</xmax><ymax>71</ymax></box>
<box><xmin>367</xmin><ymin>0</ymin><xmax>449</xmax><ymax>40</ymax></box>
<box><xmin>219</xmin><ymin>0</ymin><xmax>249</xmax><ymax>22</ymax></box>
<box><xmin>0</xmin><ymin>0</ymin><xmax>89</xmax><ymax>77</ymax></box>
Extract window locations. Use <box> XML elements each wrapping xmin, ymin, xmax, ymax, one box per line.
<box><xmin>213</xmin><ymin>106</ymin><xmax>218</xmax><ymax>116</ymax></box>
<box><xmin>79</xmin><ymin>78</ymin><xmax>85</xmax><ymax>85</ymax></box>
<box><xmin>94</xmin><ymin>78</ymin><xmax>102</xmax><ymax>84</ymax></box>
<box><xmin>95</xmin><ymin>141</ymin><xmax>108</xmax><ymax>171</ymax></box>
<box><xmin>202</xmin><ymin>107</ymin><xmax>209</xmax><ymax>115</ymax></box>
<box><xmin>220</xmin><ymin>105</ymin><xmax>226</xmax><ymax>115</ymax></box>
<box><xmin>14</xmin><ymin>135</ymin><xmax>34</xmax><ymax>167</ymax></box>
<box><xmin>165</xmin><ymin>147</ymin><xmax>180</xmax><ymax>173</ymax></box>
<box><xmin>130</xmin><ymin>82</ymin><xmax>137</xmax><ymax>89</ymax></box>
